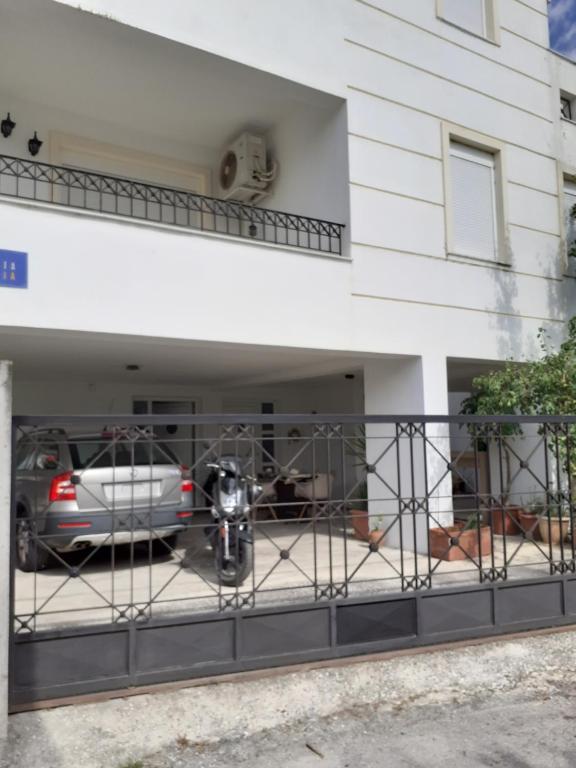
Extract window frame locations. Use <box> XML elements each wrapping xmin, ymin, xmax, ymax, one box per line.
<box><xmin>442</xmin><ymin>123</ymin><xmax>509</xmax><ymax>266</ymax></box>
<box><xmin>558</xmin><ymin>166</ymin><xmax>576</xmax><ymax>274</ymax></box>
<box><xmin>561</xmin><ymin>96</ymin><xmax>573</xmax><ymax>122</ymax></box>
<box><xmin>436</xmin><ymin>0</ymin><xmax>501</xmax><ymax>45</ymax></box>
<box><xmin>561</xmin><ymin>93</ymin><xmax>576</xmax><ymax>124</ymax></box>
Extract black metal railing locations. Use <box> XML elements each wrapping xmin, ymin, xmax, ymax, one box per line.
<box><xmin>12</xmin><ymin>413</ymin><xmax>576</xmax><ymax>634</ymax></box>
<box><xmin>0</xmin><ymin>154</ymin><xmax>344</xmax><ymax>255</ymax></box>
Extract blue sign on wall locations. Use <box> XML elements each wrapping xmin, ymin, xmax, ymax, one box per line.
<box><xmin>0</xmin><ymin>250</ymin><xmax>28</xmax><ymax>289</ymax></box>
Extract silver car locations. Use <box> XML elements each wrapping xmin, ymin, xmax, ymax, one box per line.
<box><xmin>14</xmin><ymin>428</ymin><xmax>194</xmax><ymax>571</ymax></box>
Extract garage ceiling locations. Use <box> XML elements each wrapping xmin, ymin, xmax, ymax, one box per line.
<box><xmin>0</xmin><ymin>327</ymin><xmax>371</xmax><ymax>387</ymax></box>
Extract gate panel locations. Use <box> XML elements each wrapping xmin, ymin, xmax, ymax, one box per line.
<box><xmin>136</xmin><ymin>618</ymin><xmax>235</xmax><ymax>673</ymax></box>
<box><xmin>11</xmin><ymin>414</ymin><xmax>576</xmax><ymax>706</ymax></box>
<box><xmin>420</xmin><ymin>590</ymin><xmax>492</xmax><ymax>634</ymax></box>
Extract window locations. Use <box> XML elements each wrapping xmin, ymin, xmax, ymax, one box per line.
<box><xmin>449</xmin><ymin>141</ymin><xmax>499</xmax><ymax>262</ymax></box>
<box><xmin>561</xmin><ymin>94</ymin><xmax>575</xmax><ymax>122</ymax></box>
<box><xmin>443</xmin><ymin>0</ymin><xmax>486</xmax><ymax>35</ymax></box>
<box><xmin>15</xmin><ymin>440</ymin><xmax>35</xmax><ymax>471</ymax></box>
<box><xmin>564</xmin><ymin>179</ymin><xmax>576</xmax><ymax>258</ymax></box>
<box><xmin>68</xmin><ymin>439</ymin><xmax>179</xmax><ymax>469</ymax></box>
<box><xmin>437</xmin><ymin>0</ymin><xmax>499</xmax><ymax>42</ymax></box>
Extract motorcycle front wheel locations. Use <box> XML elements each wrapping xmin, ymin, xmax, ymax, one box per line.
<box><xmin>215</xmin><ymin>539</ymin><xmax>254</xmax><ymax>586</ymax></box>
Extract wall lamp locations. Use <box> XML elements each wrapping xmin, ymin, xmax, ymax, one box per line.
<box><xmin>28</xmin><ymin>131</ymin><xmax>43</xmax><ymax>156</ymax></box>
<box><xmin>1</xmin><ymin>113</ymin><xmax>15</xmax><ymax>138</ymax></box>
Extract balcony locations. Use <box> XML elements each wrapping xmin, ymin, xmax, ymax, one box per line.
<box><xmin>0</xmin><ymin>154</ymin><xmax>345</xmax><ymax>256</ymax></box>
<box><xmin>0</xmin><ymin>0</ymin><xmax>349</xmax><ymax>266</ymax></box>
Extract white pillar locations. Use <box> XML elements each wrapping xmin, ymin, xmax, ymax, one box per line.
<box><xmin>364</xmin><ymin>356</ymin><xmax>453</xmax><ymax>554</ymax></box>
<box><xmin>0</xmin><ymin>361</ymin><xmax>12</xmax><ymax>742</ymax></box>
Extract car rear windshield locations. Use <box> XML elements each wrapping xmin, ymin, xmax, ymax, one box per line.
<box><xmin>68</xmin><ymin>439</ymin><xmax>179</xmax><ymax>470</ymax></box>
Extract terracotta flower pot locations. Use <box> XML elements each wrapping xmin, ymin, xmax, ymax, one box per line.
<box><xmin>538</xmin><ymin>517</ymin><xmax>570</xmax><ymax>546</ymax></box>
<box><xmin>350</xmin><ymin>509</ymin><xmax>369</xmax><ymax>541</ymax></box>
<box><xmin>485</xmin><ymin>505</ymin><xmax>520</xmax><ymax>536</ymax></box>
<box><xmin>516</xmin><ymin>510</ymin><xmax>540</xmax><ymax>538</ymax></box>
<box><xmin>368</xmin><ymin>529</ymin><xmax>385</xmax><ymax>549</ymax></box>
<box><xmin>429</xmin><ymin>522</ymin><xmax>492</xmax><ymax>562</ymax></box>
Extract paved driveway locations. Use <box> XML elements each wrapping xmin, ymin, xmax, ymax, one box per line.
<box><xmin>14</xmin><ymin>516</ymin><xmax>561</xmax><ymax>631</ymax></box>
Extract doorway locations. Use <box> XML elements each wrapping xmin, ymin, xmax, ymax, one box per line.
<box><xmin>132</xmin><ymin>398</ymin><xmax>196</xmax><ymax>468</ymax></box>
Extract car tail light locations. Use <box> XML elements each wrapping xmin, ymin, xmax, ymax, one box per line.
<box><xmin>49</xmin><ymin>472</ymin><xmax>77</xmax><ymax>502</ymax></box>
<box><xmin>177</xmin><ymin>511</ymin><xmax>193</xmax><ymax>519</ymax></box>
<box><xmin>180</xmin><ymin>466</ymin><xmax>193</xmax><ymax>493</ymax></box>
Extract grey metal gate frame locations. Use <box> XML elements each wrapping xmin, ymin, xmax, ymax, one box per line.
<box><xmin>10</xmin><ymin>413</ymin><xmax>576</xmax><ymax>707</ymax></box>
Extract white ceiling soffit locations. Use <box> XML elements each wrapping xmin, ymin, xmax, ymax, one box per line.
<box><xmin>0</xmin><ymin>0</ymin><xmax>341</xmax><ymax>149</ymax></box>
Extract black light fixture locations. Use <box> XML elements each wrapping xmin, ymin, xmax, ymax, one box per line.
<box><xmin>126</xmin><ymin>364</ymin><xmax>140</xmax><ymax>372</ymax></box>
<box><xmin>28</xmin><ymin>131</ymin><xmax>42</xmax><ymax>156</ymax></box>
<box><xmin>1</xmin><ymin>113</ymin><xmax>15</xmax><ymax>138</ymax></box>
<box><xmin>248</xmin><ymin>222</ymin><xmax>258</xmax><ymax>238</ymax></box>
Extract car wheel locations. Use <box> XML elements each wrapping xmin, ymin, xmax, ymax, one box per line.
<box><xmin>16</xmin><ymin>518</ymin><xmax>50</xmax><ymax>572</ymax></box>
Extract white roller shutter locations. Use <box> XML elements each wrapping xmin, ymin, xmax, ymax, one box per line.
<box><xmin>443</xmin><ymin>0</ymin><xmax>486</xmax><ymax>35</ymax></box>
<box><xmin>450</xmin><ymin>142</ymin><xmax>498</xmax><ymax>262</ymax></box>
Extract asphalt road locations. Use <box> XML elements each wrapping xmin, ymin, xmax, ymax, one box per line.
<box><xmin>146</xmin><ymin>680</ymin><xmax>576</xmax><ymax>768</ymax></box>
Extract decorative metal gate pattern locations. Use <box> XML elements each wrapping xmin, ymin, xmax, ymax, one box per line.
<box><xmin>10</xmin><ymin>414</ymin><xmax>576</xmax><ymax>706</ymax></box>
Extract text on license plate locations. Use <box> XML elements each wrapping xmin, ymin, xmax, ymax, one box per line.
<box><xmin>103</xmin><ymin>481</ymin><xmax>162</xmax><ymax>501</ymax></box>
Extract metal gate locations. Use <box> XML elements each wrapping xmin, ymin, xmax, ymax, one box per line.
<box><xmin>10</xmin><ymin>414</ymin><xmax>576</xmax><ymax>706</ymax></box>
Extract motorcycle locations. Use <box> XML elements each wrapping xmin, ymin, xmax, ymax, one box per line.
<box><xmin>203</xmin><ymin>456</ymin><xmax>261</xmax><ymax>586</ymax></box>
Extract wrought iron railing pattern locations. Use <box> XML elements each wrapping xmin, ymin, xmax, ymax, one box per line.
<box><xmin>12</xmin><ymin>414</ymin><xmax>576</xmax><ymax>635</ymax></box>
<box><xmin>0</xmin><ymin>154</ymin><xmax>344</xmax><ymax>255</ymax></box>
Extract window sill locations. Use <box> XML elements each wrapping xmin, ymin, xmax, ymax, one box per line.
<box><xmin>436</xmin><ymin>16</ymin><xmax>500</xmax><ymax>47</ymax></box>
<box><xmin>448</xmin><ymin>251</ymin><xmax>511</xmax><ymax>269</ymax></box>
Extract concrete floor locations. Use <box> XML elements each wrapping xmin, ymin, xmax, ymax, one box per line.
<box><xmin>14</xmin><ymin>516</ymin><xmax>566</xmax><ymax>631</ymax></box>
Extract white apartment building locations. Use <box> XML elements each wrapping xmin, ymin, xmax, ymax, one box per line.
<box><xmin>0</xmin><ymin>0</ymin><xmax>572</xmax><ymax>421</ymax></box>
<box><xmin>2</xmin><ymin>0</ymin><xmax>576</xmax><ymax>728</ymax></box>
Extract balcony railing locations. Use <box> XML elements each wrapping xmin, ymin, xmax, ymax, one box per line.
<box><xmin>0</xmin><ymin>154</ymin><xmax>344</xmax><ymax>256</ymax></box>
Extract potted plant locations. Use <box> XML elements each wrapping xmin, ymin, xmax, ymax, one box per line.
<box><xmin>349</xmin><ymin>480</ymin><xmax>369</xmax><ymax>541</ymax></box>
<box><xmin>429</xmin><ymin>512</ymin><xmax>492</xmax><ymax>562</ymax></box>
<box><xmin>485</xmin><ymin>502</ymin><xmax>522</xmax><ymax>536</ymax></box>
<box><xmin>345</xmin><ymin>426</ymin><xmax>371</xmax><ymax>541</ymax></box>
<box><xmin>536</xmin><ymin>499</ymin><xmax>570</xmax><ymax>545</ymax></box>
<box><xmin>461</xmin><ymin>394</ymin><xmax>526</xmax><ymax>537</ymax></box>
<box><xmin>459</xmin><ymin>322</ymin><xmax>576</xmax><ymax>537</ymax></box>
<box><xmin>461</xmin><ymin>320</ymin><xmax>576</xmax><ymax>549</ymax></box>
<box><xmin>515</xmin><ymin>498</ymin><xmax>541</xmax><ymax>538</ymax></box>
<box><xmin>368</xmin><ymin>515</ymin><xmax>386</xmax><ymax>550</ymax></box>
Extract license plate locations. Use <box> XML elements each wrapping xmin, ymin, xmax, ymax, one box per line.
<box><xmin>103</xmin><ymin>481</ymin><xmax>162</xmax><ymax>501</ymax></box>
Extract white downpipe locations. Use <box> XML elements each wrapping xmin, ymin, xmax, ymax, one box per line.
<box><xmin>0</xmin><ymin>361</ymin><xmax>12</xmax><ymax>742</ymax></box>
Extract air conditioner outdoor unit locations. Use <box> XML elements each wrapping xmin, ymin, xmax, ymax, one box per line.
<box><xmin>218</xmin><ymin>132</ymin><xmax>277</xmax><ymax>204</ymax></box>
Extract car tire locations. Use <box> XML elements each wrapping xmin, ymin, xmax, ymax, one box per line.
<box><xmin>16</xmin><ymin>518</ymin><xmax>50</xmax><ymax>572</ymax></box>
